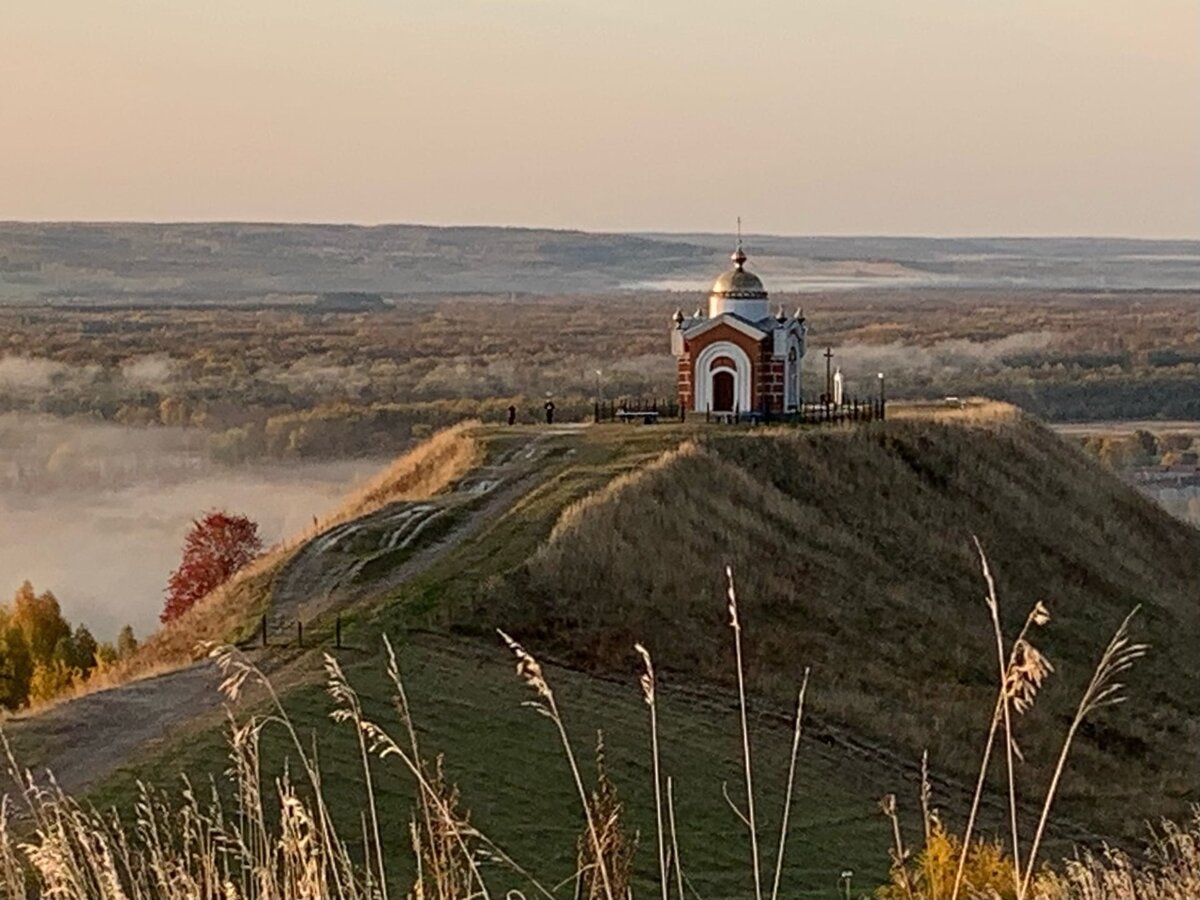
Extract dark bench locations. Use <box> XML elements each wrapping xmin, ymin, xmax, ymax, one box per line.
<box><xmin>615</xmin><ymin>409</ymin><xmax>660</xmax><ymax>424</ymax></box>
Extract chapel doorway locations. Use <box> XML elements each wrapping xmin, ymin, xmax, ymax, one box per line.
<box><xmin>712</xmin><ymin>370</ymin><xmax>735</xmax><ymax>412</ymax></box>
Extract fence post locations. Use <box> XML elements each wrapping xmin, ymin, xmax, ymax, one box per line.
<box><xmin>260</xmin><ymin>615</ymin><xmax>267</xmax><ymax>648</ymax></box>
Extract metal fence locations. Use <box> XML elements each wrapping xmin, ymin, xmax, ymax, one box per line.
<box><xmin>238</xmin><ymin>614</ymin><xmax>357</xmax><ymax>651</ymax></box>
<box><xmin>594</xmin><ymin>396</ymin><xmax>886</xmax><ymax>425</ymax></box>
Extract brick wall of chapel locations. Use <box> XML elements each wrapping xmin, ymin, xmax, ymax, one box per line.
<box><xmin>679</xmin><ymin>323</ymin><xmax>776</xmax><ymax>411</ymax></box>
<box><xmin>676</xmin><ymin>352</ymin><xmax>693</xmax><ymax>409</ymax></box>
<box><xmin>758</xmin><ymin>347</ymin><xmax>786</xmax><ymax>412</ymax></box>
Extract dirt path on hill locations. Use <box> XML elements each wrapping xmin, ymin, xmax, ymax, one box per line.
<box><xmin>268</xmin><ymin>425</ymin><xmax>581</xmax><ymax>629</ymax></box>
<box><xmin>3</xmin><ymin>661</ymin><xmax>225</xmax><ymax>795</ymax></box>
<box><xmin>2</xmin><ymin>426</ymin><xmax>585</xmax><ymax>797</ymax></box>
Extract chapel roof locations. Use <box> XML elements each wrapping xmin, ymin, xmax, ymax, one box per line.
<box><xmin>710</xmin><ymin>244</ymin><xmax>768</xmax><ymax>299</ymax></box>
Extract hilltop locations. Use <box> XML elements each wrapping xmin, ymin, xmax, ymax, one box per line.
<box><xmin>6</xmin><ymin>403</ymin><xmax>1200</xmax><ymax>897</ymax></box>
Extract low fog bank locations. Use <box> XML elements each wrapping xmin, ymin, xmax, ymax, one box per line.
<box><xmin>802</xmin><ymin>331</ymin><xmax>1060</xmax><ymax>395</ymax></box>
<box><xmin>0</xmin><ymin>414</ymin><xmax>388</xmax><ymax>639</ymax></box>
<box><xmin>1</xmin><ymin>413</ymin><xmax>207</xmax><ymax>495</ymax></box>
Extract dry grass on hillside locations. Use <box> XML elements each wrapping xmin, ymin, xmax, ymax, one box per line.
<box><xmin>36</xmin><ymin>423</ymin><xmax>480</xmax><ymax>709</ymax></box>
<box><xmin>330</xmin><ymin>420</ymin><xmax>481</xmax><ymax>524</ymax></box>
<box><xmin>888</xmin><ymin>397</ymin><xmax>1021</xmax><ymax>424</ymax></box>
<box><xmin>493</xmin><ymin>414</ymin><xmax>1200</xmax><ymax>842</ymax></box>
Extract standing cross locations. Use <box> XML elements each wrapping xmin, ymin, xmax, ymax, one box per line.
<box><xmin>824</xmin><ymin>346</ymin><xmax>834</xmax><ymax>403</ymax></box>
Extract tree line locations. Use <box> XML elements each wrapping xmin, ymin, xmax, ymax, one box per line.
<box><xmin>0</xmin><ymin>509</ymin><xmax>264</xmax><ymax>712</ymax></box>
<box><xmin>0</xmin><ymin>582</ymin><xmax>138</xmax><ymax>709</ymax></box>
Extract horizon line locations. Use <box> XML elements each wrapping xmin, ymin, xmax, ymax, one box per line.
<box><xmin>2</xmin><ymin>219</ymin><xmax>1199</xmax><ymax>244</ymax></box>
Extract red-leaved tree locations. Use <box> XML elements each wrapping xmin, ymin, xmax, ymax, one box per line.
<box><xmin>161</xmin><ymin>511</ymin><xmax>263</xmax><ymax>624</ymax></box>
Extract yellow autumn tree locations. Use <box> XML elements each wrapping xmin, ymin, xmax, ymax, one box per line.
<box><xmin>28</xmin><ymin>658</ymin><xmax>79</xmax><ymax>705</ymax></box>
<box><xmin>877</xmin><ymin>821</ymin><xmax>1018</xmax><ymax>900</ymax></box>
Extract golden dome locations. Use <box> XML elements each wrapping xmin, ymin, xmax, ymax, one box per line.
<box><xmin>710</xmin><ymin>245</ymin><xmax>767</xmax><ymax>299</ymax></box>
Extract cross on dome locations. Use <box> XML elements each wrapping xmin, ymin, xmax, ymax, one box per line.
<box><xmin>732</xmin><ymin>216</ymin><xmax>747</xmax><ymax>269</ymax></box>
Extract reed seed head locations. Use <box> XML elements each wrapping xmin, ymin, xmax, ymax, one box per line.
<box><xmin>633</xmin><ymin>643</ymin><xmax>655</xmax><ymax>705</ymax></box>
<box><xmin>1006</xmin><ymin>639</ymin><xmax>1054</xmax><ymax>715</ymax></box>
<box><xmin>498</xmin><ymin>629</ymin><xmax>552</xmax><ymax>702</ymax></box>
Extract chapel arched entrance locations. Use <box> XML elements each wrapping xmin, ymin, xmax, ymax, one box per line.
<box><xmin>711</xmin><ymin>370</ymin><xmax>735</xmax><ymax>412</ymax></box>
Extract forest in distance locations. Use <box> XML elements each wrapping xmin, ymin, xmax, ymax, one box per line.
<box><xmin>3</xmin><ymin>289</ymin><xmax>1200</xmax><ymax>469</ymax></box>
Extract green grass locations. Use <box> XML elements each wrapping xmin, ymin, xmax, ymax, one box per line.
<box><xmin>350</xmin><ymin>503</ymin><xmax>473</xmax><ymax>584</ymax></box>
<box><xmin>86</xmin><ymin>635</ymin><xmax>895</xmax><ymax>899</ymax></box>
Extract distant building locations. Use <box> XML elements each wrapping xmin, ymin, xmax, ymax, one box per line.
<box><xmin>670</xmin><ymin>241</ymin><xmax>808</xmax><ymax>415</ymax></box>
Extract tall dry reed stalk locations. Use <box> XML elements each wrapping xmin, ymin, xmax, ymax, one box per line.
<box><xmin>953</xmin><ymin>539</ymin><xmax>1052</xmax><ymax>900</ymax></box>
<box><xmin>499</xmin><ymin>629</ymin><xmax>615</xmax><ymax>900</ymax></box>
<box><xmin>635</xmin><ymin>642</ymin><xmax>669</xmax><ymax>900</ymax></box>
<box><xmin>724</xmin><ymin>566</ymin><xmax>764</xmax><ymax>900</ymax></box>
<box><xmin>1020</xmin><ymin>607</ymin><xmax>1147</xmax><ymax>898</ymax></box>
<box><xmin>719</xmin><ymin>567</ymin><xmax>812</xmax><ymax>900</ymax></box>
<box><xmin>883</xmin><ymin>538</ymin><xmax>1146</xmax><ymax>900</ymax></box>
<box><xmin>975</xmin><ymin>536</ymin><xmax>1027</xmax><ymax>898</ymax></box>
<box><xmin>665</xmin><ymin>777</ymin><xmax>685</xmax><ymax>900</ymax></box>
<box><xmin>575</xmin><ymin>736</ymin><xmax>638</xmax><ymax>900</ymax></box>
<box><xmin>769</xmin><ymin>670</ymin><xmax>809</xmax><ymax>900</ymax></box>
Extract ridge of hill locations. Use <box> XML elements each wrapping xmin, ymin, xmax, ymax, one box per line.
<box><xmin>6</xmin><ymin>403</ymin><xmax>1199</xmax><ymax>897</ymax></box>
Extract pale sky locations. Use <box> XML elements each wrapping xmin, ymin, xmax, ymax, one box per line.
<box><xmin>2</xmin><ymin>1</ymin><xmax>1198</xmax><ymax>237</ymax></box>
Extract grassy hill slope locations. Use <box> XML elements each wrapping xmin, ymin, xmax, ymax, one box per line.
<box><xmin>12</xmin><ymin>405</ymin><xmax>1200</xmax><ymax>898</ymax></box>
<box><xmin>477</xmin><ymin>407</ymin><xmax>1200</xmax><ymax>844</ymax></box>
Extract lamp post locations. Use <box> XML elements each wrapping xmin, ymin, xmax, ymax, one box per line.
<box><xmin>595</xmin><ymin>369</ymin><xmax>603</xmax><ymax>403</ymax></box>
<box><xmin>877</xmin><ymin>371</ymin><xmax>886</xmax><ymax>414</ymax></box>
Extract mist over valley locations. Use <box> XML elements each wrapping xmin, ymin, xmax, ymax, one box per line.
<box><xmin>0</xmin><ymin>412</ymin><xmax>387</xmax><ymax>638</ymax></box>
